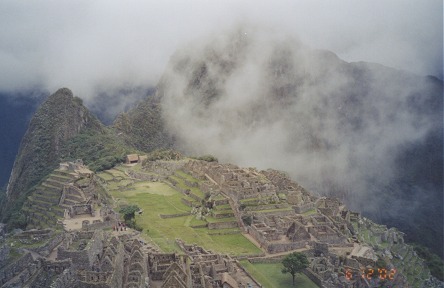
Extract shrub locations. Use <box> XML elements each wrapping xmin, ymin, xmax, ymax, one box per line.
<box><xmin>192</xmin><ymin>155</ymin><xmax>218</xmax><ymax>162</ymax></box>
<box><xmin>242</xmin><ymin>215</ymin><xmax>252</xmax><ymax>226</ymax></box>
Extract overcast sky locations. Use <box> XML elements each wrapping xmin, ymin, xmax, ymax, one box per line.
<box><xmin>0</xmin><ymin>0</ymin><xmax>442</xmax><ymax>97</ymax></box>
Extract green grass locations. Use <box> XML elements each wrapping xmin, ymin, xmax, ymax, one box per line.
<box><xmin>97</xmin><ymin>172</ymin><xmax>114</xmax><ymax>181</ymax></box>
<box><xmin>301</xmin><ymin>209</ymin><xmax>317</xmax><ymax>216</ymax></box>
<box><xmin>206</xmin><ymin>216</ymin><xmax>237</xmax><ymax>223</ymax></box>
<box><xmin>214</xmin><ymin>204</ymin><xmax>231</xmax><ymax>210</ymax></box>
<box><xmin>254</xmin><ymin>207</ymin><xmax>293</xmax><ymax>213</ymax></box>
<box><xmin>108</xmin><ymin>179</ymin><xmax>261</xmax><ymax>256</ymax></box>
<box><xmin>240</xmin><ymin>260</ymin><xmax>320</xmax><ymax>288</ymax></box>
<box><xmin>170</xmin><ymin>175</ymin><xmax>206</xmax><ymax>199</ymax></box>
<box><xmin>175</xmin><ymin>170</ymin><xmax>199</xmax><ymax>183</ymax></box>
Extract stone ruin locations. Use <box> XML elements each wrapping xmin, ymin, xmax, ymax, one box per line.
<box><xmin>142</xmin><ymin>159</ymin><xmax>187</xmax><ymax>178</ymax></box>
<box><xmin>184</xmin><ymin>160</ymin><xmax>352</xmax><ymax>254</ymax></box>
<box><xmin>59</xmin><ymin>159</ymin><xmax>93</xmax><ymax>177</ymax></box>
<box><xmin>181</xmin><ymin>160</ymin><xmax>424</xmax><ymax>287</ymax></box>
<box><xmin>55</xmin><ymin>230</ymin><xmax>150</xmax><ymax>287</ymax></box>
<box><xmin>0</xmin><ymin>158</ymin><xmax>437</xmax><ymax>287</ymax></box>
<box><xmin>173</xmin><ymin>239</ymin><xmax>261</xmax><ymax>287</ymax></box>
<box><xmin>52</xmin><ymin>229</ymin><xmax>260</xmax><ymax>287</ymax></box>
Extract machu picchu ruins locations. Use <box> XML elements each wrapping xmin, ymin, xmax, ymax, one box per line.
<box><xmin>0</xmin><ymin>156</ymin><xmax>440</xmax><ymax>288</ymax></box>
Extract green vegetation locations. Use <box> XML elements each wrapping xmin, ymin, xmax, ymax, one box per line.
<box><xmin>191</xmin><ymin>155</ymin><xmax>218</xmax><ymax>162</ymax></box>
<box><xmin>105</xmin><ymin>166</ymin><xmax>261</xmax><ymax>256</ymax></box>
<box><xmin>240</xmin><ymin>260</ymin><xmax>318</xmax><ymax>288</ymax></box>
<box><xmin>3</xmin><ymin>89</ymin><xmax>103</xmax><ymax>215</ymax></box>
<box><xmin>120</xmin><ymin>205</ymin><xmax>140</xmax><ymax>221</ymax></box>
<box><xmin>61</xmin><ymin>128</ymin><xmax>135</xmax><ymax>172</ymax></box>
<box><xmin>282</xmin><ymin>252</ymin><xmax>310</xmax><ymax>285</ymax></box>
<box><xmin>143</xmin><ymin>149</ymin><xmax>183</xmax><ymax>162</ymax></box>
<box><xmin>113</xmin><ymin>99</ymin><xmax>173</xmax><ymax>152</ymax></box>
<box><xmin>413</xmin><ymin>244</ymin><xmax>444</xmax><ymax>281</ymax></box>
<box><xmin>302</xmin><ymin>208</ymin><xmax>317</xmax><ymax>216</ymax></box>
<box><xmin>120</xmin><ymin>204</ymin><xmax>143</xmax><ymax>231</ymax></box>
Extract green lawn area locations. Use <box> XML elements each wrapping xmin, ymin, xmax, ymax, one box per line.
<box><xmin>108</xmin><ymin>179</ymin><xmax>261</xmax><ymax>256</ymax></box>
<box><xmin>96</xmin><ymin>172</ymin><xmax>114</xmax><ymax>181</ymax></box>
<box><xmin>301</xmin><ymin>209</ymin><xmax>317</xmax><ymax>216</ymax></box>
<box><xmin>169</xmin><ymin>175</ymin><xmax>206</xmax><ymax>199</ymax></box>
<box><xmin>240</xmin><ymin>260</ymin><xmax>320</xmax><ymax>288</ymax></box>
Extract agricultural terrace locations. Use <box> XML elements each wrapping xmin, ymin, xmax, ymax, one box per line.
<box><xmin>97</xmin><ymin>164</ymin><xmax>262</xmax><ymax>256</ymax></box>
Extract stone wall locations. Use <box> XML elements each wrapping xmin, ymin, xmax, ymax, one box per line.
<box><xmin>251</xmin><ymin>209</ymin><xmax>294</xmax><ymax>217</ymax></box>
<box><xmin>0</xmin><ymin>253</ymin><xmax>39</xmax><ymax>287</ymax></box>
<box><xmin>86</xmin><ymin>231</ymin><xmax>105</xmax><ymax>270</ymax></box>
<box><xmin>71</xmin><ymin>204</ymin><xmax>93</xmax><ymax>216</ymax></box>
<box><xmin>248</xmin><ymin>257</ymin><xmax>284</xmax><ymax>264</ymax></box>
<box><xmin>0</xmin><ymin>245</ymin><xmax>10</xmax><ymax>268</ymax></box>
<box><xmin>181</xmin><ymin>198</ymin><xmax>194</xmax><ymax>207</ymax></box>
<box><xmin>43</xmin><ymin>258</ymin><xmax>72</xmax><ymax>274</ymax></box>
<box><xmin>266</xmin><ymin>241</ymin><xmax>307</xmax><ymax>254</ymax></box>
<box><xmin>57</xmin><ymin>249</ymin><xmax>90</xmax><ymax>270</ymax></box>
<box><xmin>159</xmin><ymin>212</ymin><xmax>191</xmax><ymax>219</ymax></box>
<box><xmin>208</xmin><ymin>221</ymin><xmax>238</xmax><ymax>230</ymax></box>
<box><xmin>294</xmin><ymin>203</ymin><xmax>315</xmax><ymax>214</ymax></box>
<box><xmin>302</xmin><ymin>268</ymin><xmax>323</xmax><ymax>288</ymax></box>
<box><xmin>82</xmin><ymin>271</ymin><xmax>112</xmax><ymax>284</ymax></box>
<box><xmin>127</xmin><ymin>170</ymin><xmax>160</xmax><ymax>182</ymax></box>
<box><xmin>51</xmin><ymin>267</ymin><xmax>79</xmax><ymax>288</ymax></box>
<box><xmin>29</xmin><ymin>231</ymin><xmax>64</xmax><ymax>256</ymax></box>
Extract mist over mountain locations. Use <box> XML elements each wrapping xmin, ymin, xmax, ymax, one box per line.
<box><xmin>155</xmin><ymin>26</ymin><xmax>443</xmax><ymax>256</ymax></box>
<box><xmin>87</xmin><ymin>86</ymin><xmax>155</xmax><ymax>125</ymax></box>
<box><xmin>0</xmin><ymin>17</ymin><xmax>441</xmax><ymax>259</ymax></box>
<box><xmin>0</xmin><ymin>90</ymin><xmax>47</xmax><ymax>188</ymax></box>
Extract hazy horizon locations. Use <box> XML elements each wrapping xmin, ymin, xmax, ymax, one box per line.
<box><xmin>0</xmin><ymin>0</ymin><xmax>442</xmax><ymax>100</ymax></box>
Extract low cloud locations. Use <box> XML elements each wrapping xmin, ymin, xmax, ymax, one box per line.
<box><xmin>159</xmin><ymin>25</ymin><xmax>442</xmax><ymax>219</ymax></box>
<box><xmin>0</xmin><ymin>0</ymin><xmax>441</xmax><ymax>100</ymax></box>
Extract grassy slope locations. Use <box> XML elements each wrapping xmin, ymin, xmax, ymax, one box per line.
<box><xmin>105</xmin><ymin>171</ymin><xmax>261</xmax><ymax>256</ymax></box>
<box><xmin>240</xmin><ymin>260</ymin><xmax>319</xmax><ymax>288</ymax></box>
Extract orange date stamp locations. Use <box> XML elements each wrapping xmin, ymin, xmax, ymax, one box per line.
<box><xmin>345</xmin><ymin>268</ymin><xmax>397</xmax><ymax>280</ymax></box>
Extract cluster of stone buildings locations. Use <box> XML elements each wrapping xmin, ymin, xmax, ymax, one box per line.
<box><xmin>183</xmin><ymin>161</ymin><xmax>352</xmax><ymax>251</ymax></box>
<box><xmin>53</xmin><ymin>230</ymin><xmax>259</xmax><ymax>288</ymax></box>
<box><xmin>0</xmin><ymin>158</ymin><xmax>437</xmax><ymax>288</ymax></box>
<box><xmin>182</xmin><ymin>160</ymin><xmax>414</xmax><ymax>287</ymax></box>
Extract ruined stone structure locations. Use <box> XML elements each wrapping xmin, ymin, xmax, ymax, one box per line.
<box><xmin>1</xmin><ymin>159</ymin><xmax>439</xmax><ymax>288</ymax></box>
<box><xmin>184</xmin><ymin>160</ymin><xmax>352</xmax><ymax>254</ymax></box>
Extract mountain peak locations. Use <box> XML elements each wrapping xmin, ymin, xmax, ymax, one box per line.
<box><xmin>5</xmin><ymin>88</ymin><xmax>102</xmax><ymax>202</ymax></box>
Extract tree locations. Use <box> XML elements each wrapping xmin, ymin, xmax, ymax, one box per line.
<box><xmin>282</xmin><ymin>252</ymin><xmax>309</xmax><ymax>286</ymax></box>
<box><xmin>119</xmin><ymin>205</ymin><xmax>140</xmax><ymax>222</ymax></box>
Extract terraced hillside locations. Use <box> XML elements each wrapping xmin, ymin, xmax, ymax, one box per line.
<box><xmin>23</xmin><ymin>169</ymin><xmax>78</xmax><ymax>229</ymax></box>
<box><xmin>96</xmin><ymin>163</ymin><xmax>263</xmax><ymax>256</ymax></box>
<box><xmin>23</xmin><ymin>165</ymin><xmax>92</xmax><ymax>229</ymax></box>
<box><xmin>352</xmin><ymin>218</ymin><xmax>433</xmax><ymax>287</ymax></box>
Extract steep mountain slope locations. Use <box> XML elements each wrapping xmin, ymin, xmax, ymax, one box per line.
<box><xmin>113</xmin><ymin>93</ymin><xmax>173</xmax><ymax>152</ymax></box>
<box><xmin>0</xmin><ymin>91</ymin><xmax>46</xmax><ymax>188</ymax></box>
<box><xmin>154</xmin><ymin>26</ymin><xmax>443</xmax><ymax>256</ymax></box>
<box><xmin>5</xmin><ymin>88</ymin><xmax>103</xmax><ymax>203</ymax></box>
